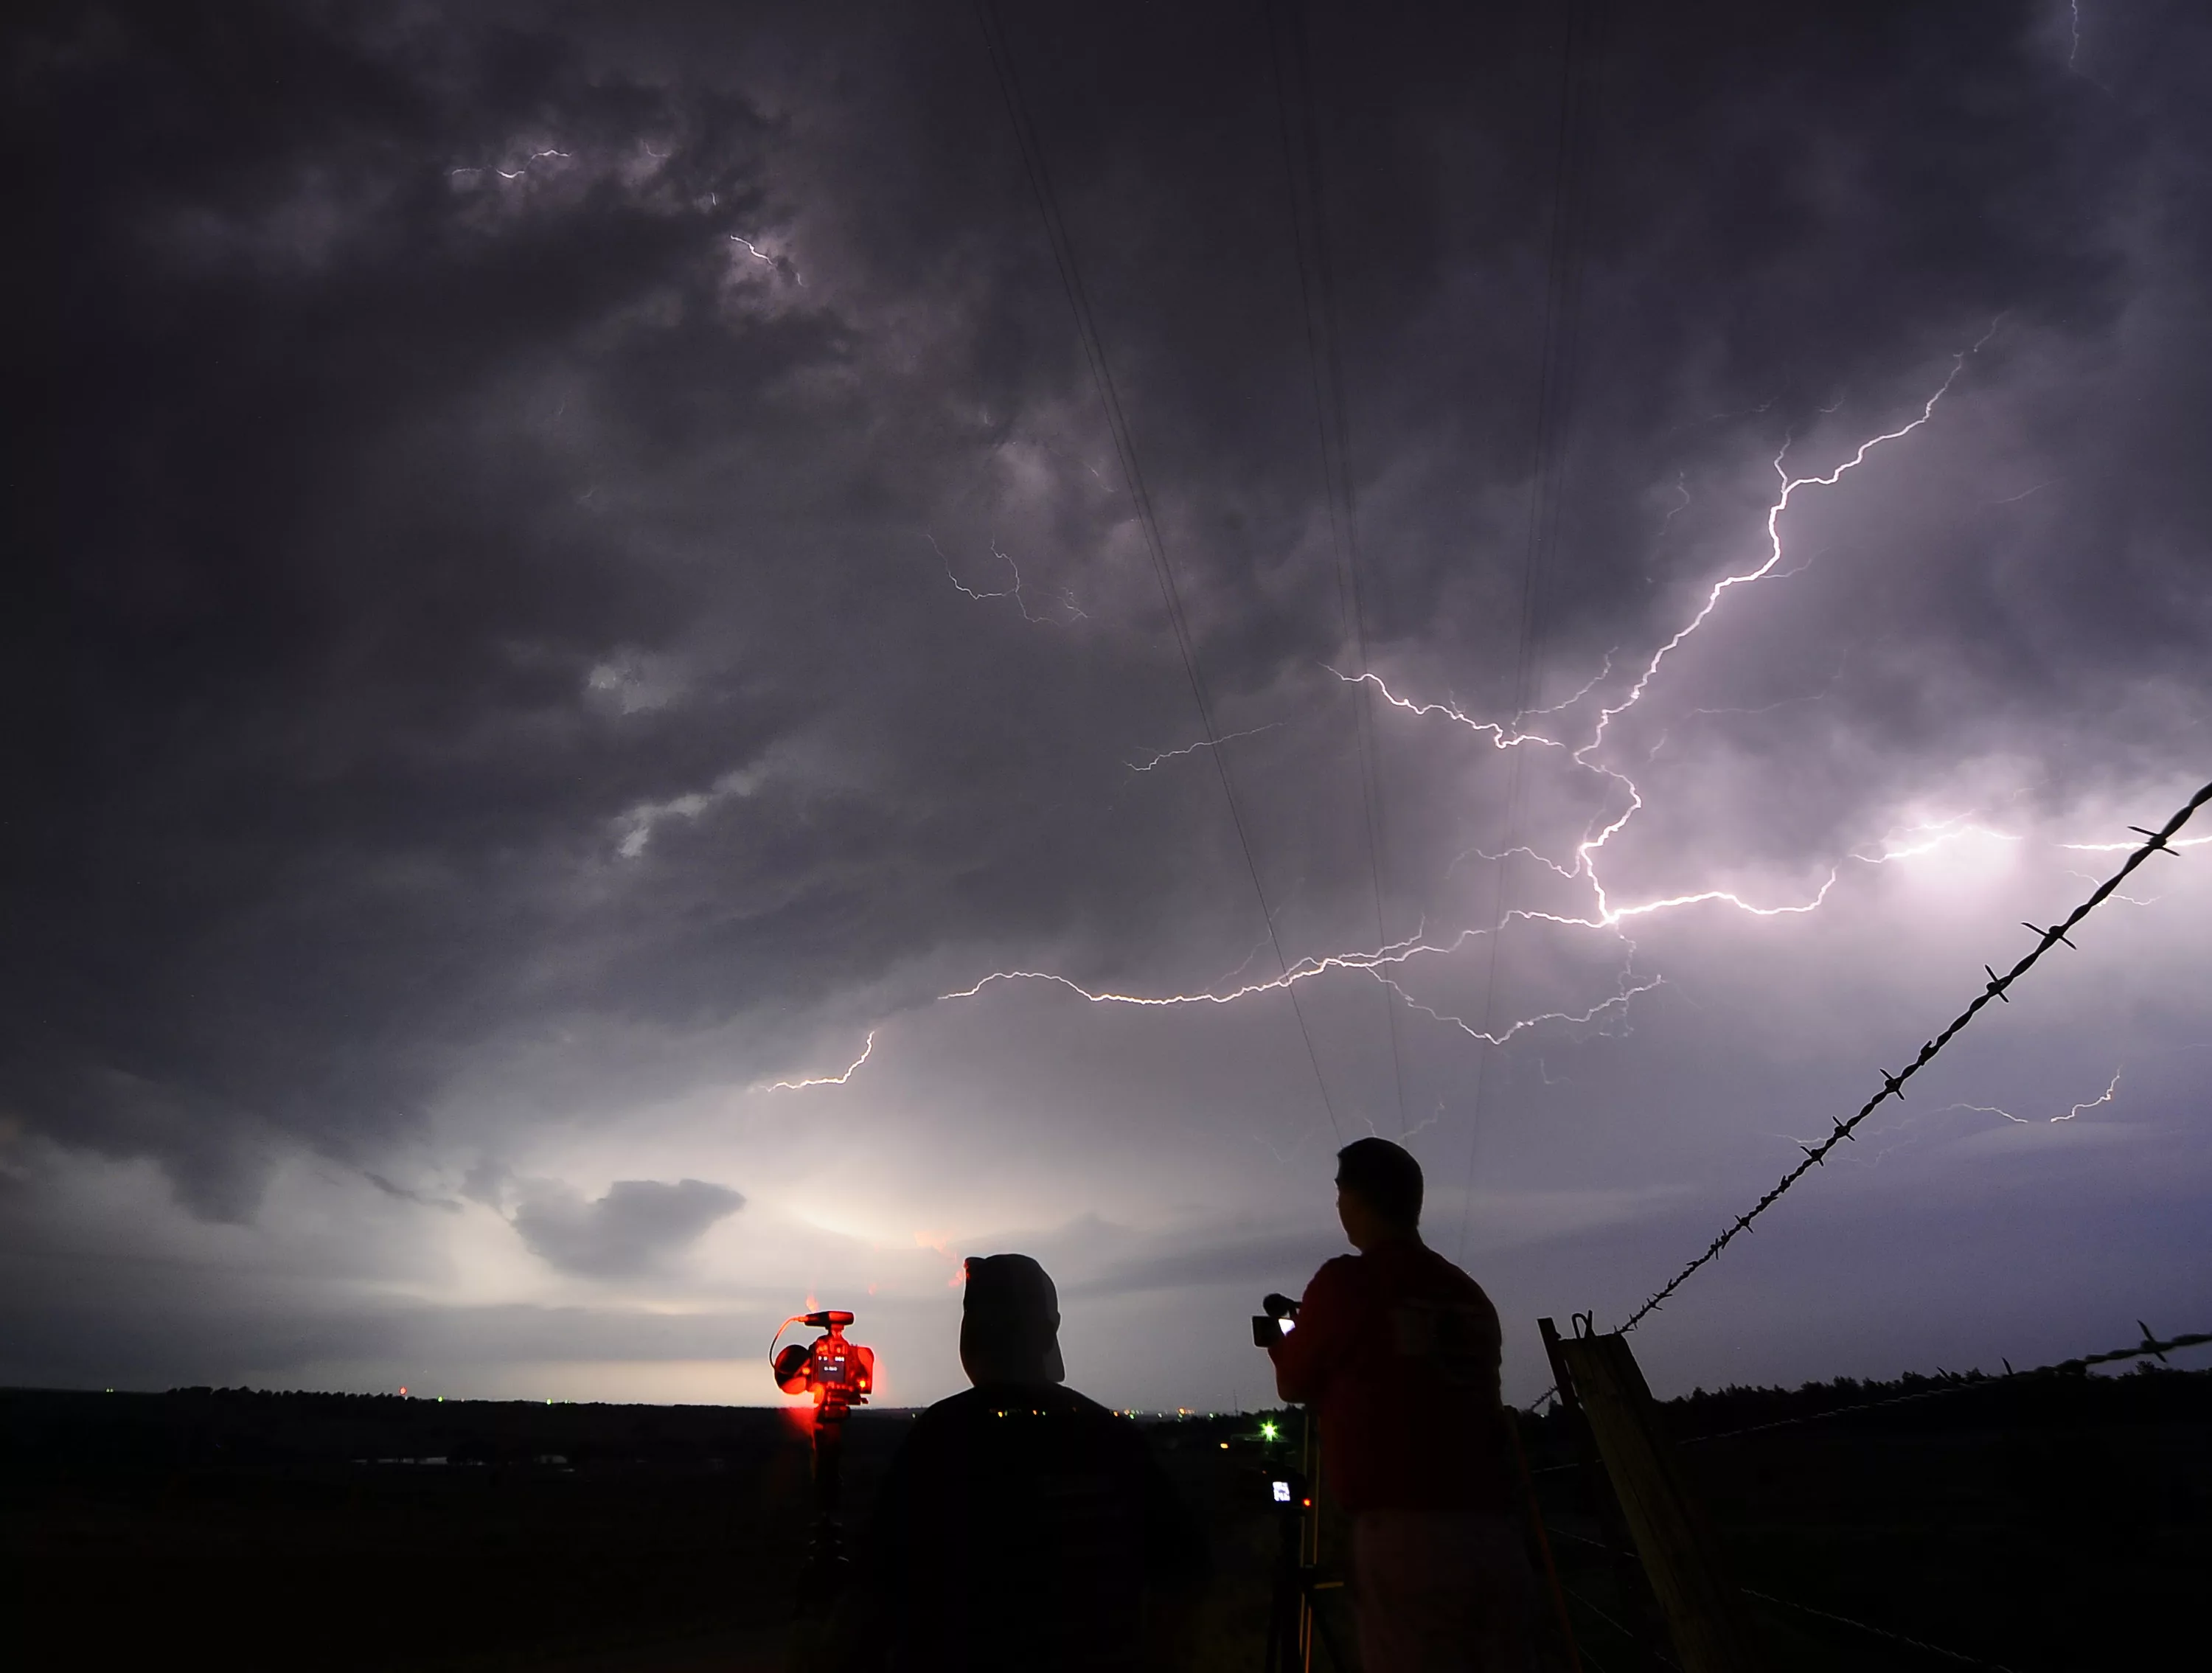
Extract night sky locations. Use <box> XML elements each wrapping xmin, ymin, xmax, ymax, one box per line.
<box><xmin>8</xmin><ymin>1</ymin><xmax>2210</xmax><ymax>1411</ymax></box>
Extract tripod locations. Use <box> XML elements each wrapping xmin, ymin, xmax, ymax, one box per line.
<box><xmin>793</xmin><ymin>1397</ymin><xmax>852</xmax><ymax>1618</ymax></box>
<box><xmin>1262</xmin><ymin>1437</ymin><xmax>1351</xmax><ymax>1671</ymax></box>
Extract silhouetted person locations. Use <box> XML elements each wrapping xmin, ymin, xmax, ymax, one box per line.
<box><xmin>1269</xmin><ymin>1138</ymin><xmax>1537</xmax><ymax>1673</ymax></box>
<box><xmin>837</xmin><ymin>1253</ymin><xmax>1206</xmax><ymax>1672</ymax></box>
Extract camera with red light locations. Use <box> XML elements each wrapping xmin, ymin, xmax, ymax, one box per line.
<box><xmin>772</xmin><ymin>1309</ymin><xmax>877</xmax><ymax>1420</ymax></box>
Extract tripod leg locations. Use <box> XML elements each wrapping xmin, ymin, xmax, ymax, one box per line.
<box><xmin>1265</xmin><ymin>1514</ymin><xmax>1302</xmax><ymax>1673</ymax></box>
<box><xmin>1304</xmin><ymin>1588</ymin><xmax>1351</xmax><ymax>1672</ymax></box>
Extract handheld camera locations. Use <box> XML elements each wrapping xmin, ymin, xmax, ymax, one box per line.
<box><xmin>1251</xmin><ymin>1290</ymin><xmax>1301</xmax><ymax>1348</ymax></box>
<box><xmin>771</xmin><ymin>1309</ymin><xmax>877</xmax><ymax>1422</ymax></box>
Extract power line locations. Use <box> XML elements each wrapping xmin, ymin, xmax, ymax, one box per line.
<box><xmin>1262</xmin><ymin>0</ymin><xmax>1408</xmax><ymax>1135</ymax></box>
<box><xmin>973</xmin><ymin>1</ymin><xmax>1341</xmax><ymax>1137</ymax></box>
<box><xmin>1620</xmin><ymin>779</ymin><xmax>2212</xmax><ymax>1332</ymax></box>
<box><xmin>1459</xmin><ymin>0</ymin><xmax>1596</xmax><ymax>1258</ymax></box>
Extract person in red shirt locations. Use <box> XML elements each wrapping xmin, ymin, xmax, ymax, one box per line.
<box><xmin>1268</xmin><ymin>1138</ymin><xmax>1537</xmax><ymax>1673</ymax></box>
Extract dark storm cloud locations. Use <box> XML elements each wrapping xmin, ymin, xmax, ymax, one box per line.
<box><xmin>509</xmin><ymin>1176</ymin><xmax>743</xmax><ymax>1277</ymax></box>
<box><xmin>9</xmin><ymin>0</ymin><xmax>2212</xmax><ymax>1395</ymax></box>
<box><xmin>364</xmin><ymin>1170</ymin><xmax>462</xmax><ymax>1212</ymax></box>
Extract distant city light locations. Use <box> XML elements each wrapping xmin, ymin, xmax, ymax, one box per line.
<box><xmin>1259</xmin><ymin>1421</ymin><xmax>1279</xmax><ymax>1441</ymax></box>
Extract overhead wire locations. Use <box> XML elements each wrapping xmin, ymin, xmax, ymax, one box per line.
<box><xmin>1458</xmin><ymin>0</ymin><xmax>1596</xmax><ymax>1258</ymax></box>
<box><xmin>973</xmin><ymin>0</ymin><xmax>1342</xmax><ymax>1137</ymax></box>
<box><xmin>1262</xmin><ymin>0</ymin><xmax>1410</xmax><ymax>1136</ymax></box>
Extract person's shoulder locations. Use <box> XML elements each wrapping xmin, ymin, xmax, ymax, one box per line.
<box><xmin>905</xmin><ymin>1385</ymin><xmax>993</xmax><ymax>1439</ymax></box>
<box><xmin>953</xmin><ymin>1382</ymin><xmax>1128</xmax><ymax>1427</ymax></box>
<box><xmin>1408</xmin><ymin>1242</ymin><xmax>1498</xmax><ymax>1307</ymax></box>
<box><xmin>923</xmin><ymin>1385</ymin><xmax>995</xmax><ymax>1418</ymax></box>
<box><xmin>1042</xmin><ymin>1384</ymin><xmax>1148</xmax><ymax>1439</ymax></box>
<box><xmin>1308</xmin><ymin>1251</ymin><xmax>1366</xmax><ymax>1290</ymax></box>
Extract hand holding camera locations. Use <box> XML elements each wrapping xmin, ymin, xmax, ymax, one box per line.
<box><xmin>1251</xmin><ymin>1290</ymin><xmax>1301</xmax><ymax>1347</ymax></box>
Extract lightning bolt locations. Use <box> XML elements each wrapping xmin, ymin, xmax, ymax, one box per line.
<box><xmin>2052</xmin><ymin>1071</ymin><xmax>2121</xmax><ymax>1121</ymax></box>
<box><xmin>2060</xmin><ymin>868</ymin><xmax>2164</xmax><ymax>905</ymax></box>
<box><xmin>1125</xmin><ymin>722</ymin><xmax>1283</xmax><ymax>773</ymax></box>
<box><xmin>764</xmin><ymin>1031</ymin><xmax>877</xmax><ymax>1092</ymax></box>
<box><xmin>1938</xmin><ymin>1069</ymin><xmax>2121</xmax><ymax>1126</ymax></box>
<box><xmin>2059</xmin><ymin>835</ymin><xmax>2212</xmax><ymax>852</ymax></box>
<box><xmin>1579</xmin><ymin>353</ymin><xmax>1968</xmax><ymax>762</ymax></box>
<box><xmin>728</xmin><ymin>234</ymin><xmax>805</xmax><ymax>287</ymax></box>
<box><xmin>448</xmin><ymin>148</ymin><xmax>571</xmax><ymax>181</ymax></box>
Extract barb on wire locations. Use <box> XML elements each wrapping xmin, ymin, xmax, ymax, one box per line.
<box><xmin>1683</xmin><ymin>1325</ymin><xmax>2212</xmax><ymax>1446</ymax></box>
<box><xmin>1741</xmin><ymin>1590</ymin><xmax>2019</xmax><ymax>1671</ymax></box>
<box><xmin>1618</xmin><ymin>779</ymin><xmax>2212</xmax><ymax>1333</ymax></box>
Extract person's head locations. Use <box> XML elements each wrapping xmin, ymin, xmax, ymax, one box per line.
<box><xmin>1335</xmin><ymin>1138</ymin><xmax>1423</xmax><ymax>1250</ymax></box>
<box><xmin>959</xmin><ymin>1253</ymin><xmax>1066</xmax><ymax>1386</ymax></box>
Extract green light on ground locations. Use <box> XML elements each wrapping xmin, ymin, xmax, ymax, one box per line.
<box><xmin>1259</xmin><ymin>1422</ymin><xmax>1279</xmax><ymax>1441</ymax></box>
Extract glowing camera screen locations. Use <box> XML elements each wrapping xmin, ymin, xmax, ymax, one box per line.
<box><xmin>1272</xmin><ymin>1480</ymin><xmax>1293</xmax><ymax>1503</ymax></box>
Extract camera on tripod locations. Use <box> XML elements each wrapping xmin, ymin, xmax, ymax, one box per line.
<box><xmin>771</xmin><ymin>1309</ymin><xmax>876</xmax><ymax>1419</ymax></box>
<box><xmin>771</xmin><ymin>1307</ymin><xmax>878</xmax><ymax>1621</ymax></box>
<box><xmin>1251</xmin><ymin>1290</ymin><xmax>1301</xmax><ymax>1347</ymax></box>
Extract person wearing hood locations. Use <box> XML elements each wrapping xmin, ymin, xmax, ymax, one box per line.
<box><xmin>837</xmin><ymin>1253</ymin><xmax>1206</xmax><ymax>1671</ymax></box>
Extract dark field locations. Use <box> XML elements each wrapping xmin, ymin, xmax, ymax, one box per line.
<box><xmin>6</xmin><ymin>1370</ymin><xmax>2207</xmax><ymax>1670</ymax></box>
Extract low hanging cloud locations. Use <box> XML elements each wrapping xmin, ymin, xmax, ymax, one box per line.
<box><xmin>511</xmin><ymin>1178</ymin><xmax>745</xmax><ymax>1278</ymax></box>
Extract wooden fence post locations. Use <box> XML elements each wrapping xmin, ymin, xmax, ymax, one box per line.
<box><xmin>1548</xmin><ymin>1324</ymin><xmax>1765</xmax><ymax>1673</ymax></box>
<box><xmin>1538</xmin><ymin>1318</ymin><xmax>1671</xmax><ymax>1668</ymax></box>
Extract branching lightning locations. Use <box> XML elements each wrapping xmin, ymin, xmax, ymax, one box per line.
<box><xmin>802</xmin><ymin>339</ymin><xmax>2171</xmax><ymax>1139</ymax></box>
<box><xmin>1322</xmin><ymin>349</ymin><xmax>1978</xmax><ymax>942</ymax></box>
<box><xmin>1368</xmin><ymin>965</ymin><xmax>1664</xmax><ymax>1048</ymax></box>
<box><xmin>929</xmin><ymin>533</ymin><xmax>1086</xmax><ymax>625</ymax></box>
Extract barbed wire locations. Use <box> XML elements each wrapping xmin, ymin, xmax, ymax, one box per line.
<box><xmin>1523</xmin><ymin>1320</ymin><xmax>2208</xmax><ymax>1481</ymax></box>
<box><xmin>1554</xmin><ymin>1574</ymin><xmax>1681</xmax><ymax>1672</ymax></box>
<box><xmin>1739</xmin><ymin>1588</ymin><xmax>2019</xmax><ymax>1671</ymax></box>
<box><xmin>1680</xmin><ymin>1324</ymin><xmax>2211</xmax><ymax>1446</ymax></box>
<box><xmin>1546</xmin><ymin>1523</ymin><xmax>2018</xmax><ymax>1669</ymax></box>
<box><xmin>1618</xmin><ymin>778</ymin><xmax>2212</xmax><ymax>1333</ymax></box>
